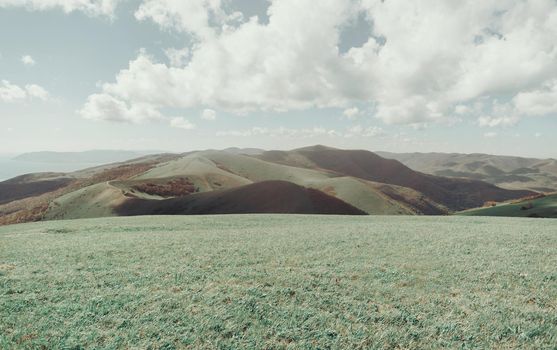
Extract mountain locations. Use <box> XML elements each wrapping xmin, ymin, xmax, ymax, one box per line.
<box><xmin>377</xmin><ymin>151</ymin><xmax>557</xmax><ymax>192</ymax></box>
<box><xmin>13</xmin><ymin>150</ymin><xmax>161</xmax><ymax>164</ymax></box>
<box><xmin>0</xmin><ymin>146</ymin><xmax>535</xmax><ymax>225</ymax></box>
<box><xmin>257</xmin><ymin>145</ymin><xmax>533</xmax><ymax>211</ymax></box>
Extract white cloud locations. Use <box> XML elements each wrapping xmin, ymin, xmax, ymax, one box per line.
<box><xmin>201</xmin><ymin>108</ymin><xmax>216</xmax><ymax>120</ymax></box>
<box><xmin>513</xmin><ymin>80</ymin><xmax>557</xmax><ymax>117</ymax></box>
<box><xmin>164</xmin><ymin>47</ymin><xmax>190</xmax><ymax>67</ymax></box>
<box><xmin>135</xmin><ymin>0</ymin><xmax>225</xmax><ymax>39</ymax></box>
<box><xmin>81</xmin><ymin>0</ymin><xmax>557</xmax><ymax>126</ymax></box>
<box><xmin>169</xmin><ymin>117</ymin><xmax>195</xmax><ymax>130</ymax></box>
<box><xmin>79</xmin><ymin>93</ymin><xmax>162</xmax><ymax>123</ymax></box>
<box><xmin>345</xmin><ymin>125</ymin><xmax>385</xmax><ymax>137</ymax></box>
<box><xmin>484</xmin><ymin>132</ymin><xmax>498</xmax><ymax>138</ymax></box>
<box><xmin>0</xmin><ymin>0</ymin><xmax>122</xmax><ymax>17</ymax></box>
<box><xmin>217</xmin><ymin>125</ymin><xmax>385</xmax><ymax>138</ymax></box>
<box><xmin>478</xmin><ymin>115</ymin><xmax>519</xmax><ymax>128</ymax></box>
<box><xmin>342</xmin><ymin>107</ymin><xmax>361</xmax><ymax>120</ymax></box>
<box><xmin>216</xmin><ymin>126</ymin><xmax>341</xmax><ymax>138</ymax></box>
<box><xmin>21</xmin><ymin>55</ymin><xmax>36</xmax><ymax>66</ymax></box>
<box><xmin>25</xmin><ymin>84</ymin><xmax>48</xmax><ymax>100</ymax></box>
<box><xmin>0</xmin><ymin>80</ymin><xmax>48</xmax><ymax>102</ymax></box>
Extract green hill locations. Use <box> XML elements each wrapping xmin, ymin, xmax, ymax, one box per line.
<box><xmin>459</xmin><ymin>193</ymin><xmax>557</xmax><ymax>218</ymax></box>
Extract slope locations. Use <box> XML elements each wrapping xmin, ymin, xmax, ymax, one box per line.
<box><xmin>115</xmin><ymin>180</ymin><xmax>367</xmax><ymax>216</ymax></box>
<box><xmin>459</xmin><ymin>193</ymin><xmax>557</xmax><ymax>218</ymax></box>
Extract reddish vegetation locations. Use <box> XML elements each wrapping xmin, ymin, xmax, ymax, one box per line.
<box><xmin>0</xmin><ymin>161</ymin><xmax>161</xmax><ymax>226</ymax></box>
<box><xmin>510</xmin><ymin>193</ymin><xmax>546</xmax><ymax>204</ymax></box>
<box><xmin>116</xmin><ymin>180</ymin><xmax>367</xmax><ymax>216</ymax></box>
<box><xmin>89</xmin><ymin>163</ymin><xmax>156</xmax><ymax>183</ymax></box>
<box><xmin>132</xmin><ymin>178</ymin><xmax>196</xmax><ymax>197</ymax></box>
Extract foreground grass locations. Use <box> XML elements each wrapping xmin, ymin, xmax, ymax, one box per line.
<box><xmin>1</xmin><ymin>215</ymin><xmax>556</xmax><ymax>349</ymax></box>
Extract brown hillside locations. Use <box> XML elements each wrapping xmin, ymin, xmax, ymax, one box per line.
<box><xmin>115</xmin><ymin>180</ymin><xmax>367</xmax><ymax>216</ymax></box>
<box><xmin>0</xmin><ymin>176</ymin><xmax>74</xmax><ymax>205</ymax></box>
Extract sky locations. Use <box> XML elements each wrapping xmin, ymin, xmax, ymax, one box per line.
<box><xmin>0</xmin><ymin>0</ymin><xmax>556</xmax><ymax>158</ymax></box>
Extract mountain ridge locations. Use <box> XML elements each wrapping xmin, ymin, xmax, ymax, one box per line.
<box><xmin>0</xmin><ymin>146</ymin><xmax>539</xmax><ymax>225</ymax></box>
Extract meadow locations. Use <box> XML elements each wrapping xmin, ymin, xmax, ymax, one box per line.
<box><xmin>1</xmin><ymin>215</ymin><xmax>556</xmax><ymax>349</ymax></box>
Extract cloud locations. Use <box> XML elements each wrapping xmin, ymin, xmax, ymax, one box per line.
<box><xmin>345</xmin><ymin>125</ymin><xmax>385</xmax><ymax>137</ymax></box>
<box><xmin>0</xmin><ymin>80</ymin><xmax>48</xmax><ymax>102</ymax></box>
<box><xmin>484</xmin><ymin>132</ymin><xmax>498</xmax><ymax>138</ymax></box>
<box><xmin>0</xmin><ymin>0</ymin><xmax>122</xmax><ymax>17</ymax></box>
<box><xmin>164</xmin><ymin>47</ymin><xmax>190</xmax><ymax>67</ymax></box>
<box><xmin>81</xmin><ymin>0</ymin><xmax>557</xmax><ymax>126</ymax></box>
<box><xmin>217</xmin><ymin>125</ymin><xmax>385</xmax><ymax>138</ymax></box>
<box><xmin>169</xmin><ymin>117</ymin><xmax>195</xmax><ymax>130</ymax></box>
<box><xmin>21</xmin><ymin>55</ymin><xmax>36</xmax><ymax>66</ymax></box>
<box><xmin>216</xmin><ymin>126</ymin><xmax>341</xmax><ymax>138</ymax></box>
<box><xmin>478</xmin><ymin>115</ymin><xmax>519</xmax><ymax>128</ymax></box>
<box><xmin>201</xmin><ymin>108</ymin><xmax>216</xmax><ymax>120</ymax></box>
<box><xmin>513</xmin><ymin>80</ymin><xmax>557</xmax><ymax>117</ymax></box>
<box><xmin>342</xmin><ymin>107</ymin><xmax>361</xmax><ymax>120</ymax></box>
<box><xmin>79</xmin><ymin>93</ymin><xmax>162</xmax><ymax>123</ymax></box>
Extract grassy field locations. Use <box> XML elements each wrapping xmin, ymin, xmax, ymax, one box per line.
<box><xmin>1</xmin><ymin>215</ymin><xmax>556</xmax><ymax>349</ymax></box>
<box><xmin>460</xmin><ymin>193</ymin><xmax>557</xmax><ymax>218</ymax></box>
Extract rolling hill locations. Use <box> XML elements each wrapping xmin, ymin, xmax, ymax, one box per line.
<box><xmin>257</xmin><ymin>146</ymin><xmax>533</xmax><ymax>211</ymax></box>
<box><xmin>115</xmin><ymin>180</ymin><xmax>367</xmax><ymax>216</ymax></box>
<box><xmin>0</xmin><ymin>146</ymin><xmax>538</xmax><ymax>225</ymax></box>
<box><xmin>377</xmin><ymin>151</ymin><xmax>557</xmax><ymax>192</ymax></box>
<box><xmin>459</xmin><ymin>193</ymin><xmax>557</xmax><ymax>218</ymax></box>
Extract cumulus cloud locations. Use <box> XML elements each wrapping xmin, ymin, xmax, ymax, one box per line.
<box><xmin>513</xmin><ymin>80</ymin><xmax>557</xmax><ymax>117</ymax></box>
<box><xmin>80</xmin><ymin>0</ymin><xmax>557</xmax><ymax>126</ymax></box>
<box><xmin>201</xmin><ymin>108</ymin><xmax>216</xmax><ymax>120</ymax></box>
<box><xmin>169</xmin><ymin>117</ymin><xmax>195</xmax><ymax>130</ymax></box>
<box><xmin>0</xmin><ymin>80</ymin><xmax>48</xmax><ymax>102</ymax></box>
<box><xmin>0</xmin><ymin>0</ymin><xmax>122</xmax><ymax>17</ymax></box>
<box><xmin>79</xmin><ymin>93</ymin><xmax>162</xmax><ymax>123</ymax></box>
<box><xmin>164</xmin><ymin>47</ymin><xmax>190</xmax><ymax>67</ymax></box>
<box><xmin>21</xmin><ymin>55</ymin><xmax>36</xmax><ymax>66</ymax></box>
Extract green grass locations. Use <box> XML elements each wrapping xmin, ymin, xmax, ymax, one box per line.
<box><xmin>1</xmin><ymin>215</ymin><xmax>556</xmax><ymax>349</ymax></box>
<box><xmin>460</xmin><ymin>194</ymin><xmax>557</xmax><ymax>218</ymax></box>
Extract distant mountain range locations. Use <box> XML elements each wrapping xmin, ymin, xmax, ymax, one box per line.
<box><xmin>377</xmin><ymin>151</ymin><xmax>557</xmax><ymax>192</ymax></box>
<box><xmin>1</xmin><ymin>145</ymin><xmax>545</xmax><ymax>225</ymax></box>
